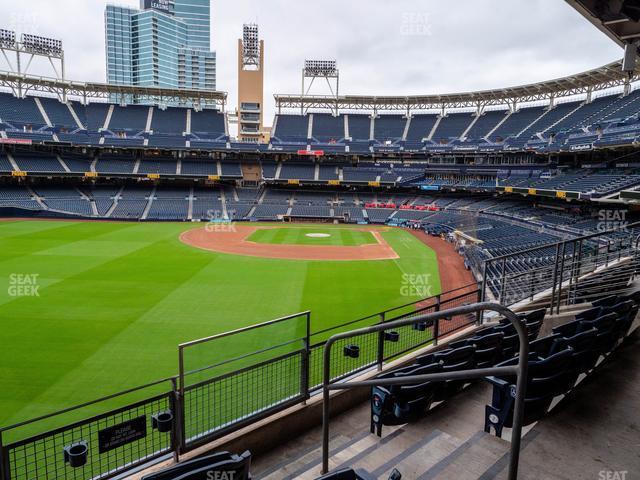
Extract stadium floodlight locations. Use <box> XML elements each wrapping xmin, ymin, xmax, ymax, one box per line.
<box><xmin>304</xmin><ymin>60</ymin><xmax>338</xmax><ymax>77</ymax></box>
<box><xmin>0</xmin><ymin>29</ymin><xmax>16</xmax><ymax>49</ymax></box>
<box><xmin>242</xmin><ymin>24</ymin><xmax>260</xmax><ymax>67</ymax></box>
<box><xmin>21</xmin><ymin>33</ymin><xmax>63</xmax><ymax>57</ymax></box>
<box><xmin>300</xmin><ymin>60</ymin><xmax>340</xmax><ymax>116</ymax></box>
<box><xmin>0</xmin><ymin>31</ymin><xmax>66</xmax><ymax>94</ymax></box>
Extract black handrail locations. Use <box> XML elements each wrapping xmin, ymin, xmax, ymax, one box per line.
<box><xmin>321</xmin><ymin>302</ymin><xmax>529</xmax><ymax>480</ymax></box>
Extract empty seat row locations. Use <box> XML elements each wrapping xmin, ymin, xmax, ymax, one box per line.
<box><xmin>370</xmin><ymin>310</ymin><xmax>545</xmax><ymax>436</ymax></box>
<box><xmin>484</xmin><ymin>294</ymin><xmax>638</xmax><ymax>437</ymax></box>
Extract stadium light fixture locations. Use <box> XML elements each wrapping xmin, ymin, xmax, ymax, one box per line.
<box><xmin>242</xmin><ymin>24</ymin><xmax>260</xmax><ymax>67</ymax></box>
<box><xmin>304</xmin><ymin>60</ymin><xmax>338</xmax><ymax>77</ymax></box>
<box><xmin>21</xmin><ymin>33</ymin><xmax>63</xmax><ymax>57</ymax></box>
<box><xmin>300</xmin><ymin>60</ymin><xmax>340</xmax><ymax>115</ymax></box>
<box><xmin>0</xmin><ymin>29</ymin><xmax>16</xmax><ymax>48</ymax></box>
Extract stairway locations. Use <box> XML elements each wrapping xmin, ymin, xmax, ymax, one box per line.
<box><xmin>250</xmin><ymin>376</ymin><xmax>526</xmax><ymax>480</ymax></box>
<box><xmin>254</xmin><ymin>424</ymin><xmax>512</xmax><ymax>480</ymax></box>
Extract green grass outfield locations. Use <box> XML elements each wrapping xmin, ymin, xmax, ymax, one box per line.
<box><xmin>0</xmin><ymin>220</ymin><xmax>441</xmax><ymax>436</ymax></box>
<box><xmin>247</xmin><ymin>226</ymin><xmax>377</xmax><ymax>246</ymax></box>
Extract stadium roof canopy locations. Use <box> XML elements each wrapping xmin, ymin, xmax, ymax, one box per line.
<box><xmin>0</xmin><ymin>71</ymin><xmax>227</xmax><ymax>107</ymax></box>
<box><xmin>566</xmin><ymin>0</ymin><xmax>640</xmax><ymax>51</ymax></box>
<box><xmin>274</xmin><ymin>60</ymin><xmax>640</xmax><ymax>113</ymax></box>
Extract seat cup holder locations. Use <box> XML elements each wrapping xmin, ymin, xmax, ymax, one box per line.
<box><xmin>344</xmin><ymin>344</ymin><xmax>360</xmax><ymax>358</ymax></box>
<box><xmin>413</xmin><ymin>321</ymin><xmax>428</xmax><ymax>331</ymax></box>
<box><xmin>152</xmin><ymin>411</ymin><xmax>174</xmax><ymax>433</ymax></box>
<box><xmin>384</xmin><ymin>331</ymin><xmax>400</xmax><ymax>342</ymax></box>
<box><xmin>64</xmin><ymin>441</ymin><xmax>88</xmax><ymax>468</ymax></box>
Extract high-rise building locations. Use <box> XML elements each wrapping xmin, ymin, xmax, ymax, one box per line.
<box><xmin>105</xmin><ymin>0</ymin><xmax>216</xmax><ymax>101</ymax></box>
<box><xmin>174</xmin><ymin>0</ymin><xmax>211</xmax><ymax>50</ymax></box>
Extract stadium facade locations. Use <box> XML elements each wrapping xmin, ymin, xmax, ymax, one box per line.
<box><xmin>104</xmin><ymin>0</ymin><xmax>216</xmax><ymax>101</ymax></box>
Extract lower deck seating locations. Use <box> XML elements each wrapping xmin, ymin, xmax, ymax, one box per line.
<box><xmin>290</xmin><ymin>205</ymin><xmax>332</xmax><ymax>217</ymax></box>
<box><xmin>369</xmin><ymin>295</ymin><xmax>636</xmax><ymax>442</ymax></box>
<box><xmin>13</xmin><ymin>154</ymin><xmax>64</xmax><ymax>173</ymax></box>
<box><xmin>252</xmin><ymin>204</ymin><xmax>288</xmax><ymax>219</ymax></box>
<box><xmin>110</xmin><ymin>200</ymin><xmax>147</xmax><ymax>219</ymax></box>
<box><xmin>44</xmin><ymin>199</ymin><xmax>93</xmax><ymax>216</ymax></box>
<box><xmin>484</xmin><ymin>294</ymin><xmax>638</xmax><ymax>437</ymax></box>
<box><xmin>146</xmin><ymin>199</ymin><xmax>188</xmax><ymax>220</ymax></box>
<box><xmin>370</xmin><ymin>309</ymin><xmax>545</xmax><ymax>437</ymax></box>
<box><xmin>335</xmin><ymin>206</ymin><xmax>365</xmax><ymax>222</ymax></box>
<box><xmin>366</xmin><ymin>208</ymin><xmax>395</xmax><ymax>223</ymax></box>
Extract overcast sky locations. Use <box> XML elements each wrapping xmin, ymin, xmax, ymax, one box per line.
<box><xmin>2</xmin><ymin>0</ymin><xmax>624</xmax><ymax>121</ymax></box>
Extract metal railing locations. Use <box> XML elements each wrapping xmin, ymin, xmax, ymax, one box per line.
<box><xmin>481</xmin><ymin>221</ymin><xmax>640</xmax><ymax>312</ymax></box>
<box><xmin>177</xmin><ymin>311</ymin><xmax>311</xmax><ymax>450</ymax></box>
<box><xmin>0</xmin><ymin>377</ymin><xmax>178</xmax><ymax>480</ymax></box>
<box><xmin>0</xmin><ymin>285</ymin><xmax>480</xmax><ymax>480</ymax></box>
<box><xmin>307</xmin><ymin>284</ymin><xmax>480</xmax><ymax>390</ymax></box>
<box><xmin>321</xmin><ymin>302</ymin><xmax>529</xmax><ymax>480</ymax></box>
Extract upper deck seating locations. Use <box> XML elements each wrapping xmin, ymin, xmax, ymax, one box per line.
<box><xmin>0</xmin><ymin>93</ymin><xmax>45</xmax><ymax>126</ymax></box>
<box><xmin>273</xmin><ymin>115</ymin><xmax>309</xmax><ymax>143</ymax></box>
<box><xmin>312</xmin><ymin>114</ymin><xmax>345</xmax><ymax>143</ymax></box>
<box><xmin>151</xmin><ymin>107</ymin><xmax>186</xmax><ymax>134</ymax></box>
<box><xmin>109</xmin><ymin>105</ymin><xmax>149</xmax><ymax>132</ymax></box>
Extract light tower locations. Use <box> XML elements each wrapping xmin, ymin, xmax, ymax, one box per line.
<box><xmin>301</xmin><ymin>60</ymin><xmax>339</xmax><ymax>115</ymax></box>
<box><xmin>237</xmin><ymin>24</ymin><xmax>265</xmax><ymax>142</ymax></box>
<box><xmin>0</xmin><ymin>29</ymin><xmax>65</xmax><ymax>99</ymax></box>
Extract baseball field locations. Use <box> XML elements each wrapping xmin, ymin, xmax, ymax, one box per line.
<box><xmin>0</xmin><ymin>220</ymin><xmax>446</xmax><ymax>433</ymax></box>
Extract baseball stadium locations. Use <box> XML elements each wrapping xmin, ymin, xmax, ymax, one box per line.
<box><xmin>0</xmin><ymin>1</ymin><xmax>639</xmax><ymax>479</ymax></box>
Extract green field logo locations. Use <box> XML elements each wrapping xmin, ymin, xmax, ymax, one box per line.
<box><xmin>8</xmin><ymin>273</ymin><xmax>40</xmax><ymax>297</ymax></box>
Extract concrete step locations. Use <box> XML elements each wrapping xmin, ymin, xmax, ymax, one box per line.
<box><xmin>332</xmin><ymin>428</ymin><xmax>452</xmax><ymax>477</ymax></box>
<box><xmin>294</xmin><ymin>427</ymin><xmax>407</xmax><ymax>480</ymax></box>
<box><xmin>430</xmin><ymin>431</ymin><xmax>510</xmax><ymax>479</ymax></box>
<box><xmin>373</xmin><ymin>429</ymin><xmax>463</xmax><ymax>479</ymax></box>
<box><xmin>258</xmin><ymin>434</ymin><xmax>352</xmax><ymax>480</ymax></box>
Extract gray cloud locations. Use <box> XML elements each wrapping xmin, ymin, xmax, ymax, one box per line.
<box><xmin>1</xmin><ymin>0</ymin><xmax>624</xmax><ymax>124</ymax></box>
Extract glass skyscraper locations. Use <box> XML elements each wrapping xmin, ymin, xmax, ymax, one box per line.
<box><xmin>174</xmin><ymin>0</ymin><xmax>211</xmax><ymax>50</ymax></box>
<box><xmin>105</xmin><ymin>0</ymin><xmax>216</xmax><ymax>99</ymax></box>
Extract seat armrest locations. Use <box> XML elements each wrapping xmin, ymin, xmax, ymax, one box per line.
<box><xmin>484</xmin><ymin>376</ymin><xmax>510</xmax><ymax>388</ymax></box>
